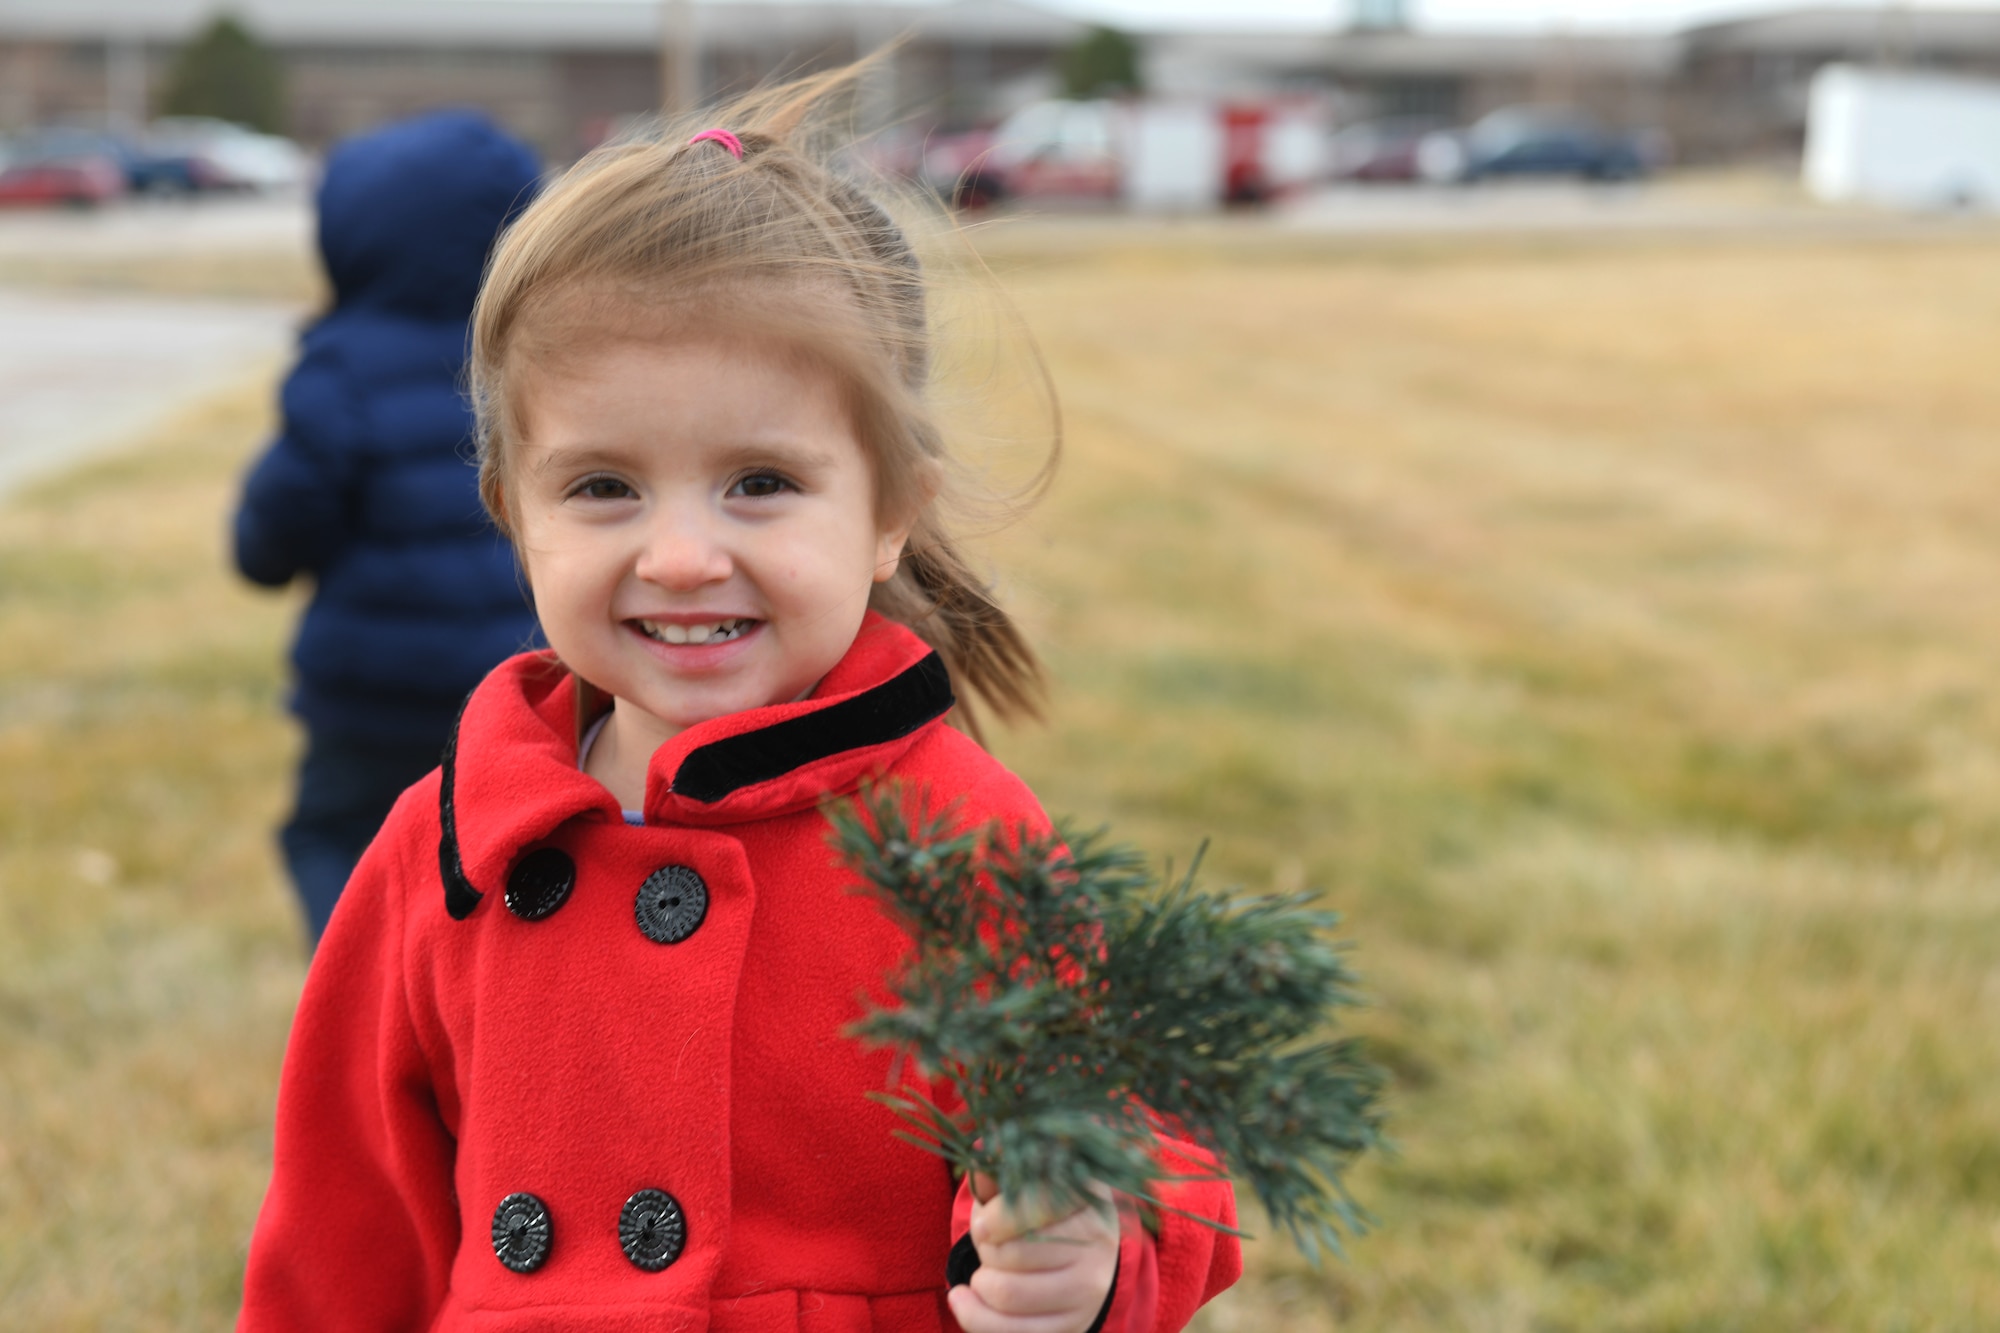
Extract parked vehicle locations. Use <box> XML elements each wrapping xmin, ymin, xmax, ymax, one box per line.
<box><xmin>9</xmin><ymin>126</ymin><xmax>214</xmax><ymax>194</ymax></box>
<box><xmin>1418</xmin><ymin>107</ymin><xmax>1650</xmax><ymax>184</ymax></box>
<box><xmin>150</xmin><ymin>117</ymin><xmax>313</xmax><ymax>192</ymax></box>
<box><xmin>0</xmin><ymin>152</ymin><xmax>126</xmax><ymax>207</ymax></box>
<box><xmin>1216</xmin><ymin>98</ymin><xmax>1329</xmax><ymax>204</ymax></box>
<box><xmin>923</xmin><ymin>100</ymin><xmax>1121</xmax><ymax>208</ymax></box>
<box><xmin>1329</xmin><ymin>115</ymin><xmax>1448</xmax><ymax>181</ymax></box>
<box><xmin>925</xmin><ymin>96</ymin><xmax>1330</xmax><ymax>211</ymax></box>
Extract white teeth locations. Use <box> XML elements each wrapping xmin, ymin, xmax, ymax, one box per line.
<box><xmin>639</xmin><ymin>618</ymin><xmax>749</xmax><ymax>645</ymax></box>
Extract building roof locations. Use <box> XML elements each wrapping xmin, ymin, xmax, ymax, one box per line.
<box><xmin>1321</xmin><ymin>28</ymin><xmax>1680</xmax><ymax>76</ymax></box>
<box><xmin>1684</xmin><ymin>6</ymin><xmax>2000</xmax><ymax>53</ymax></box>
<box><xmin>0</xmin><ymin>0</ymin><xmax>1086</xmax><ymax>51</ymax></box>
<box><xmin>1137</xmin><ymin>29</ymin><xmax>1679</xmax><ymax>90</ymax></box>
<box><xmin>22</xmin><ymin>1</ymin><xmax>1998</xmax><ymax>73</ymax></box>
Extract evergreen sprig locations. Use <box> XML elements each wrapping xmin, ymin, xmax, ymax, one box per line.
<box><xmin>829</xmin><ymin>784</ymin><xmax>1387</xmax><ymax>1259</ymax></box>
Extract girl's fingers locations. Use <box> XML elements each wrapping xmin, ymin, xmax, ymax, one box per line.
<box><xmin>968</xmin><ymin>1263</ymin><xmax>1109</xmax><ymax>1317</ymax></box>
<box><xmin>973</xmin><ymin>1235</ymin><xmax>1105</xmax><ymax>1274</ymax></box>
<box><xmin>947</xmin><ymin>1282</ymin><xmax>1098</xmax><ymax>1333</ymax></box>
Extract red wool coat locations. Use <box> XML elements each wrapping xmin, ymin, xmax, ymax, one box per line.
<box><xmin>240</xmin><ymin>615</ymin><xmax>1241</xmax><ymax>1333</ymax></box>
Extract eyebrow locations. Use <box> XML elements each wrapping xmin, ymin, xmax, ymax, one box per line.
<box><xmin>531</xmin><ymin>444</ymin><xmax>623</xmax><ymax>477</ymax></box>
<box><xmin>530</xmin><ymin>437</ymin><xmax>841</xmax><ymax>479</ymax></box>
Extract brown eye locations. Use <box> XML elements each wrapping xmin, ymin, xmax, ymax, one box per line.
<box><xmin>580</xmin><ymin>477</ymin><xmax>632</xmax><ymax>500</ymax></box>
<box><xmin>734</xmin><ymin>473</ymin><xmax>788</xmax><ymax>499</ymax></box>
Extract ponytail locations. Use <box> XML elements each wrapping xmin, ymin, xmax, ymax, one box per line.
<box><xmin>872</xmin><ymin>523</ymin><xmax>1043</xmax><ymax>739</ymax></box>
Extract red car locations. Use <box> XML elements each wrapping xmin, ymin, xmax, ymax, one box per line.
<box><xmin>0</xmin><ymin>154</ymin><xmax>126</xmax><ymax>207</ymax></box>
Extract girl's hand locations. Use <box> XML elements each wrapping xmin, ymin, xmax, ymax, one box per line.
<box><xmin>948</xmin><ymin>1175</ymin><xmax>1120</xmax><ymax>1333</ymax></box>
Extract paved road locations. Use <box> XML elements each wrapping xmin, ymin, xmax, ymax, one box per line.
<box><xmin>0</xmin><ymin>194</ymin><xmax>310</xmax><ymax>498</ymax></box>
<box><xmin>0</xmin><ymin>191</ymin><xmax>313</xmax><ymax>261</ymax></box>
<box><xmin>1277</xmin><ymin>180</ymin><xmax>2000</xmax><ymax>235</ymax></box>
<box><xmin>0</xmin><ymin>288</ymin><xmax>301</xmax><ymax>499</ymax></box>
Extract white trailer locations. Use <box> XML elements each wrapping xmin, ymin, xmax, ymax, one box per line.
<box><xmin>1804</xmin><ymin>64</ymin><xmax>2000</xmax><ymax>211</ymax></box>
<box><xmin>1120</xmin><ymin>101</ymin><xmax>1224</xmax><ymax>212</ymax></box>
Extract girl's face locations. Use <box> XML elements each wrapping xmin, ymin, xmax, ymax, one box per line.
<box><xmin>510</xmin><ymin>336</ymin><xmax>912</xmax><ymax>743</ymax></box>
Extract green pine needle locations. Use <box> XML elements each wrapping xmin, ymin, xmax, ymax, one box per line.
<box><xmin>829</xmin><ymin>783</ymin><xmax>1387</xmax><ymax>1259</ymax></box>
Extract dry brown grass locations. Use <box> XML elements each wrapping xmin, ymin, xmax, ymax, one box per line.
<box><xmin>0</xmin><ymin>384</ymin><xmax>305</xmax><ymax>1326</ymax></box>
<box><xmin>982</xmin><ymin>232</ymin><xmax>2000</xmax><ymax>1330</ymax></box>
<box><xmin>5</xmin><ymin>228</ymin><xmax>2000</xmax><ymax>1328</ymax></box>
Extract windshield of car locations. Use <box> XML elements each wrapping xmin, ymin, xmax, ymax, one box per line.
<box><xmin>1469</xmin><ymin>107</ymin><xmax>1595</xmax><ymax>152</ymax></box>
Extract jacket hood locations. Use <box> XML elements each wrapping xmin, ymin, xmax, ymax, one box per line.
<box><xmin>316</xmin><ymin>109</ymin><xmax>541</xmax><ymax>321</ymax></box>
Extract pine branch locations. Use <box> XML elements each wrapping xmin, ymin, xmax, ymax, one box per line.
<box><xmin>829</xmin><ymin>783</ymin><xmax>1387</xmax><ymax>1259</ymax></box>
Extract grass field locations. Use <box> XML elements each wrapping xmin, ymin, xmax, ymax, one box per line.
<box><xmin>5</xmin><ymin>228</ymin><xmax>2000</xmax><ymax>1328</ymax></box>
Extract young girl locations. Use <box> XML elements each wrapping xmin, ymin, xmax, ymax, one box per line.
<box><xmin>239</xmin><ymin>72</ymin><xmax>1240</xmax><ymax>1333</ymax></box>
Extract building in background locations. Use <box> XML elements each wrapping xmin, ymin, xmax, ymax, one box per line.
<box><xmin>1676</xmin><ymin>8</ymin><xmax>2000</xmax><ymax>163</ymax></box>
<box><xmin>1143</xmin><ymin>6</ymin><xmax>2000</xmax><ymax>165</ymax></box>
<box><xmin>0</xmin><ymin>0</ymin><xmax>1082</xmax><ymax>159</ymax></box>
<box><xmin>1143</xmin><ymin>26</ymin><xmax>1674</xmax><ymax>132</ymax></box>
<box><xmin>4</xmin><ymin>1</ymin><xmax>2000</xmax><ymax>168</ymax></box>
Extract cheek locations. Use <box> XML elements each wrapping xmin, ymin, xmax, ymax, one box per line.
<box><xmin>514</xmin><ymin>539</ymin><xmax>559</xmax><ymax>603</ymax></box>
<box><xmin>516</xmin><ymin>535</ymin><xmax>614</xmax><ymax>626</ymax></box>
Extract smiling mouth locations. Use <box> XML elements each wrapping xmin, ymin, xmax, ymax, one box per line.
<box><xmin>633</xmin><ymin>617</ymin><xmax>756</xmax><ymax>646</ymax></box>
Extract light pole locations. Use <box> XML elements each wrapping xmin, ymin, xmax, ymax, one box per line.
<box><xmin>662</xmin><ymin>0</ymin><xmax>699</xmax><ymax>115</ymax></box>
<box><xmin>107</xmin><ymin>34</ymin><xmax>147</xmax><ymax>132</ymax></box>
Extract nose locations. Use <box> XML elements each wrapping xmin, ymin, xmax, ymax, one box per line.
<box><xmin>633</xmin><ymin>506</ymin><xmax>732</xmax><ymax>592</ymax></box>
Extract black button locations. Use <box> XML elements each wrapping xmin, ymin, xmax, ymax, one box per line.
<box><xmin>635</xmin><ymin>866</ymin><xmax>707</xmax><ymax>944</ymax></box>
<box><xmin>506</xmin><ymin>847</ymin><xmax>576</xmax><ymax>922</ymax></box>
<box><xmin>619</xmin><ymin>1188</ymin><xmax>686</xmax><ymax>1271</ymax></box>
<box><xmin>491</xmin><ymin>1192</ymin><xmax>552</xmax><ymax>1273</ymax></box>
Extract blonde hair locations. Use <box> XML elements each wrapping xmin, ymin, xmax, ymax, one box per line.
<box><xmin>469</xmin><ymin>66</ymin><xmax>1046</xmax><ymax>731</ymax></box>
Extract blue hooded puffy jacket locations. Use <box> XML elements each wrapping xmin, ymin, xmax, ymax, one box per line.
<box><xmin>234</xmin><ymin>110</ymin><xmax>542</xmax><ymax>745</ymax></box>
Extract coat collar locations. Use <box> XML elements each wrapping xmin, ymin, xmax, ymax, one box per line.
<box><xmin>438</xmin><ymin>614</ymin><xmax>954</xmax><ymax>920</ymax></box>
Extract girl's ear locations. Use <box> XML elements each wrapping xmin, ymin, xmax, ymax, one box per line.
<box><xmin>872</xmin><ymin>513</ymin><xmax>915</xmax><ymax>585</ymax></box>
<box><xmin>487</xmin><ymin>479</ymin><xmax>512</xmax><ymax>533</ymax></box>
<box><xmin>489</xmin><ymin>482</ymin><xmax>537</xmax><ymax>594</ymax></box>
<box><xmin>873</xmin><ymin>460</ymin><xmax>940</xmax><ymax>585</ymax></box>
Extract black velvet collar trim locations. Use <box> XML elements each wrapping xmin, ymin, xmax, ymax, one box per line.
<box><xmin>436</xmin><ymin>652</ymin><xmax>954</xmax><ymax>917</ymax></box>
<box><xmin>437</xmin><ymin>689</ymin><xmax>483</xmax><ymax>921</ymax></box>
<box><xmin>670</xmin><ymin>652</ymin><xmax>954</xmax><ymax>803</ymax></box>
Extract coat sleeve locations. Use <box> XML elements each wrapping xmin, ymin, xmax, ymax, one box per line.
<box><xmin>238</xmin><ymin>801</ymin><xmax>460</xmax><ymax>1331</ymax></box>
<box><xmin>1119</xmin><ymin>1147</ymin><xmax>1241</xmax><ymax>1333</ymax></box>
<box><xmin>233</xmin><ymin>338</ymin><xmax>363</xmax><ymax>588</ymax></box>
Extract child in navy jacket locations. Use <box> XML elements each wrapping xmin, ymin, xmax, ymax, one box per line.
<box><xmin>233</xmin><ymin>110</ymin><xmax>543</xmax><ymax>941</ymax></box>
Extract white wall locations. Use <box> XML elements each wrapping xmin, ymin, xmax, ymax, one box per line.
<box><xmin>1120</xmin><ymin>101</ymin><xmax>1225</xmax><ymax>210</ymax></box>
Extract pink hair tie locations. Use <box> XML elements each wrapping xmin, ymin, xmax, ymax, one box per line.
<box><xmin>688</xmin><ymin>128</ymin><xmax>744</xmax><ymax>160</ymax></box>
